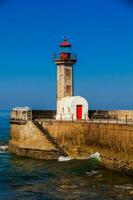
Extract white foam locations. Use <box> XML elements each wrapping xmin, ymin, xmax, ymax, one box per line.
<box><xmin>0</xmin><ymin>145</ymin><xmax>8</xmax><ymax>152</ymax></box>
<box><xmin>114</xmin><ymin>185</ymin><xmax>133</xmax><ymax>190</ymax></box>
<box><xmin>89</xmin><ymin>152</ymin><xmax>101</xmax><ymax>162</ymax></box>
<box><xmin>86</xmin><ymin>170</ymin><xmax>99</xmax><ymax>176</ymax></box>
<box><xmin>58</xmin><ymin>156</ymin><xmax>72</xmax><ymax>162</ymax></box>
<box><xmin>58</xmin><ymin>152</ymin><xmax>101</xmax><ymax>162</ymax></box>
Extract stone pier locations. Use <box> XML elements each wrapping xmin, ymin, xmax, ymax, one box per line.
<box><xmin>9</xmin><ymin>121</ymin><xmax>133</xmax><ymax>174</ymax></box>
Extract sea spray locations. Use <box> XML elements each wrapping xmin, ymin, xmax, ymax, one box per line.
<box><xmin>58</xmin><ymin>152</ymin><xmax>101</xmax><ymax>162</ymax></box>
<box><xmin>58</xmin><ymin>156</ymin><xmax>72</xmax><ymax>162</ymax></box>
<box><xmin>0</xmin><ymin>144</ymin><xmax>8</xmax><ymax>153</ymax></box>
<box><xmin>89</xmin><ymin>152</ymin><xmax>101</xmax><ymax>162</ymax></box>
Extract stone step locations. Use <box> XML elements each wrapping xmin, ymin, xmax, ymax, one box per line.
<box><xmin>32</xmin><ymin>121</ymin><xmax>68</xmax><ymax>157</ymax></box>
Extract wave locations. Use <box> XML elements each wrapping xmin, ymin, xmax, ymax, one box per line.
<box><xmin>0</xmin><ymin>145</ymin><xmax>8</xmax><ymax>153</ymax></box>
<box><xmin>88</xmin><ymin>152</ymin><xmax>101</xmax><ymax>162</ymax></box>
<box><xmin>58</xmin><ymin>152</ymin><xmax>101</xmax><ymax>162</ymax></box>
<box><xmin>58</xmin><ymin>156</ymin><xmax>72</xmax><ymax>162</ymax></box>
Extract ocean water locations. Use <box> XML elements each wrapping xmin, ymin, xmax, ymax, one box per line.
<box><xmin>0</xmin><ymin>111</ymin><xmax>133</xmax><ymax>200</ymax></box>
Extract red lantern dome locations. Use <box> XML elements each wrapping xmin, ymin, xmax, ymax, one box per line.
<box><xmin>53</xmin><ymin>37</ymin><xmax>77</xmax><ymax>63</ymax></box>
<box><xmin>59</xmin><ymin>38</ymin><xmax>72</xmax><ymax>48</ymax></box>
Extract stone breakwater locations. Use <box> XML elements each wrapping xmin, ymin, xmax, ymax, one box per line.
<box><xmin>43</xmin><ymin>122</ymin><xmax>133</xmax><ymax>174</ymax></box>
<box><xmin>9</xmin><ymin>121</ymin><xmax>133</xmax><ymax>174</ymax></box>
<box><xmin>8</xmin><ymin>144</ymin><xmax>60</xmax><ymax>160</ymax></box>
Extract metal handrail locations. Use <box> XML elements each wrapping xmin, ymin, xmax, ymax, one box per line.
<box><xmin>53</xmin><ymin>53</ymin><xmax>77</xmax><ymax>61</ymax></box>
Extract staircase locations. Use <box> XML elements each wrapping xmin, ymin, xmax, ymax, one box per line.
<box><xmin>32</xmin><ymin>121</ymin><xmax>68</xmax><ymax>157</ymax></box>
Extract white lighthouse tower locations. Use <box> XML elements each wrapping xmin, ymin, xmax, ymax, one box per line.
<box><xmin>54</xmin><ymin>38</ymin><xmax>88</xmax><ymax>121</ymax></box>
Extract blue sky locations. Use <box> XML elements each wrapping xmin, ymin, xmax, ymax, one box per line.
<box><xmin>0</xmin><ymin>0</ymin><xmax>132</xmax><ymax>110</ymax></box>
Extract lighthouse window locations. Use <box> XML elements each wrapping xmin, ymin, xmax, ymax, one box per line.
<box><xmin>66</xmin><ymin>85</ymin><xmax>71</xmax><ymax>93</ymax></box>
<box><xmin>65</xmin><ymin>69</ymin><xmax>71</xmax><ymax>77</ymax></box>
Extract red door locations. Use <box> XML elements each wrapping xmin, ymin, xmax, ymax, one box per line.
<box><xmin>76</xmin><ymin>105</ymin><xmax>82</xmax><ymax>120</ymax></box>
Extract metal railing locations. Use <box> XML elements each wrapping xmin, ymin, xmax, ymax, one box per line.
<box><xmin>89</xmin><ymin>115</ymin><xmax>133</xmax><ymax>125</ymax></box>
<box><xmin>56</xmin><ymin>114</ymin><xmax>88</xmax><ymax>122</ymax></box>
<box><xmin>32</xmin><ymin>110</ymin><xmax>56</xmax><ymax>120</ymax></box>
<box><xmin>53</xmin><ymin>53</ymin><xmax>77</xmax><ymax>61</ymax></box>
<box><xmin>31</xmin><ymin>110</ymin><xmax>133</xmax><ymax>125</ymax></box>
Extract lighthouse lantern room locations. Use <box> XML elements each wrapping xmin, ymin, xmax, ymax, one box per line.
<box><xmin>59</xmin><ymin>37</ymin><xmax>72</xmax><ymax>61</ymax></box>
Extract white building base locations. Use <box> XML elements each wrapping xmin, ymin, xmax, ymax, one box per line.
<box><xmin>56</xmin><ymin>96</ymin><xmax>89</xmax><ymax>121</ymax></box>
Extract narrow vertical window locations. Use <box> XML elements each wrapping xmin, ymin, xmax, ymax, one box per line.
<box><xmin>66</xmin><ymin>85</ymin><xmax>71</xmax><ymax>94</ymax></box>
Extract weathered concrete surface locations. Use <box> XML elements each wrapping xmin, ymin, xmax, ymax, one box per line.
<box><xmin>9</xmin><ymin>121</ymin><xmax>133</xmax><ymax>173</ymax></box>
<box><xmin>43</xmin><ymin>122</ymin><xmax>133</xmax><ymax>173</ymax></box>
<box><xmin>108</xmin><ymin>110</ymin><xmax>133</xmax><ymax>120</ymax></box>
<box><xmin>8</xmin><ymin>144</ymin><xmax>60</xmax><ymax>160</ymax></box>
<box><xmin>9</xmin><ymin>121</ymin><xmax>58</xmax><ymax>159</ymax></box>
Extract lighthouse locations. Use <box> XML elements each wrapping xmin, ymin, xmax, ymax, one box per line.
<box><xmin>54</xmin><ymin>38</ymin><xmax>88</xmax><ymax>121</ymax></box>
<box><xmin>54</xmin><ymin>37</ymin><xmax>77</xmax><ymax>101</ymax></box>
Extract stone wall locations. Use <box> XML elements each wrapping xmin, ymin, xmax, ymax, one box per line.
<box><xmin>9</xmin><ymin>121</ymin><xmax>59</xmax><ymax>159</ymax></box>
<box><xmin>108</xmin><ymin>110</ymin><xmax>133</xmax><ymax>120</ymax></box>
<box><xmin>9</xmin><ymin>121</ymin><xmax>133</xmax><ymax>174</ymax></box>
<box><xmin>43</xmin><ymin>121</ymin><xmax>133</xmax><ymax>173</ymax></box>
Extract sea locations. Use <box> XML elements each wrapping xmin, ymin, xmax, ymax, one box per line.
<box><xmin>0</xmin><ymin>111</ymin><xmax>133</xmax><ymax>200</ymax></box>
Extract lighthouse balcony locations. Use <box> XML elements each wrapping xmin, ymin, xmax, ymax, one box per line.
<box><xmin>53</xmin><ymin>53</ymin><xmax>77</xmax><ymax>63</ymax></box>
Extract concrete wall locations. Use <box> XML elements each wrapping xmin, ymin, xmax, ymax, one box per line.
<box><xmin>43</xmin><ymin>122</ymin><xmax>133</xmax><ymax>173</ymax></box>
<box><xmin>108</xmin><ymin>110</ymin><xmax>133</xmax><ymax>120</ymax></box>
<box><xmin>9</xmin><ymin>121</ymin><xmax>133</xmax><ymax>173</ymax></box>
<box><xmin>9</xmin><ymin>121</ymin><xmax>55</xmax><ymax>150</ymax></box>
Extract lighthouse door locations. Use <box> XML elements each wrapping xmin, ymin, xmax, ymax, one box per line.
<box><xmin>76</xmin><ymin>105</ymin><xmax>82</xmax><ymax>120</ymax></box>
